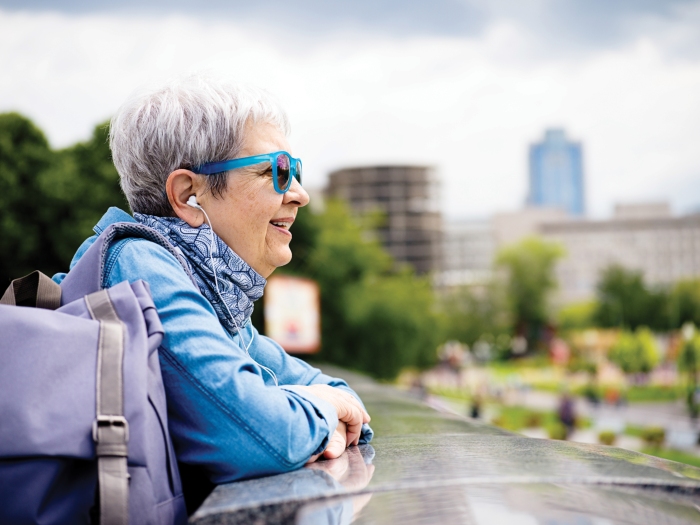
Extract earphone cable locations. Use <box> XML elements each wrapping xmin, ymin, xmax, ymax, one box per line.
<box><xmin>198</xmin><ymin>205</ymin><xmax>278</xmax><ymax>386</ymax></box>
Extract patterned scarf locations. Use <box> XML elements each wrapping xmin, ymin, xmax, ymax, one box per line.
<box><xmin>134</xmin><ymin>213</ymin><xmax>266</xmax><ymax>335</ymax></box>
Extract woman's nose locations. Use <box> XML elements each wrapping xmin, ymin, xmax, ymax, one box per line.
<box><xmin>284</xmin><ymin>178</ymin><xmax>310</xmax><ymax>207</ymax></box>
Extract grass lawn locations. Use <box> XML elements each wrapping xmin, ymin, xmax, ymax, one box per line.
<box><xmin>641</xmin><ymin>447</ymin><xmax>700</xmax><ymax>469</ymax></box>
<box><xmin>491</xmin><ymin>405</ymin><xmax>591</xmax><ymax>433</ymax></box>
<box><xmin>625</xmin><ymin>385</ymin><xmax>682</xmax><ymax>402</ymax></box>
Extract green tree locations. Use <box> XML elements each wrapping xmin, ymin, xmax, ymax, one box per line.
<box><xmin>678</xmin><ymin>325</ymin><xmax>700</xmax><ymax>418</ymax></box>
<box><xmin>441</xmin><ymin>282</ymin><xmax>510</xmax><ymax>347</ymax></box>
<box><xmin>608</xmin><ymin>327</ymin><xmax>659</xmax><ymax>375</ymax></box>
<box><xmin>344</xmin><ymin>272</ymin><xmax>440</xmax><ymax>378</ymax></box>
<box><xmin>0</xmin><ymin>114</ymin><xmax>126</xmax><ymax>286</ymax></box>
<box><xmin>45</xmin><ymin>122</ymin><xmax>127</xmax><ymax>264</ymax></box>
<box><xmin>495</xmin><ymin>237</ymin><xmax>565</xmax><ymax>347</ymax></box>
<box><xmin>595</xmin><ymin>265</ymin><xmax>668</xmax><ymax>330</ymax></box>
<box><xmin>0</xmin><ymin>112</ymin><xmax>55</xmax><ymax>285</ymax></box>
<box><xmin>263</xmin><ymin>199</ymin><xmax>440</xmax><ymax>378</ymax></box>
<box><xmin>668</xmin><ymin>279</ymin><xmax>700</xmax><ymax>329</ymax></box>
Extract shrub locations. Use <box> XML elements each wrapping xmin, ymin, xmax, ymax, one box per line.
<box><xmin>491</xmin><ymin>415</ymin><xmax>506</xmax><ymax>429</ymax></box>
<box><xmin>547</xmin><ymin>423</ymin><xmax>568</xmax><ymax>440</ymax></box>
<box><xmin>524</xmin><ymin>412</ymin><xmax>543</xmax><ymax>428</ymax></box>
<box><xmin>598</xmin><ymin>431</ymin><xmax>616</xmax><ymax>446</ymax></box>
<box><xmin>608</xmin><ymin>328</ymin><xmax>659</xmax><ymax>374</ymax></box>
<box><xmin>641</xmin><ymin>427</ymin><xmax>665</xmax><ymax>448</ymax></box>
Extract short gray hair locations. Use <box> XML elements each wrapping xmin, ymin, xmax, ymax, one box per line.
<box><xmin>110</xmin><ymin>74</ymin><xmax>290</xmax><ymax>216</ymax></box>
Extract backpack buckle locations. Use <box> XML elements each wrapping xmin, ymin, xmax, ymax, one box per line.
<box><xmin>92</xmin><ymin>415</ymin><xmax>129</xmax><ymax>444</ymax></box>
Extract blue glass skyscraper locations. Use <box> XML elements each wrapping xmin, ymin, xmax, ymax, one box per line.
<box><xmin>528</xmin><ymin>129</ymin><xmax>584</xmax><ymax>216</ymax></box>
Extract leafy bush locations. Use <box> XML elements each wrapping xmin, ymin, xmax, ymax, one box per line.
<box><xmin>557</xmin><ymin>301</ymin><xmax>597</xmax><ymax>330</ymax></box>
<box><xmin>491</xmin><ymin>406</ymin><xmax>547</xmax><ymax>432</ymax></box>
<box><xmin>608</xmin><ymin>328</ymin><xmax>659</xmax><ymax>374</ymax></box>
<box><xmin>641</xmin><ymin>427</ymin><xmax>666</xmax><ymax>449</ymax></box>
<box><xmin>524</xmin><ymin>412</ymin><xmax>543</xmax><ymax>428</ymax></box>
<box><xmin>547</xmin><ymin>423</ymin><xmax>568</xmax><ymax>440</ymax></box>
<box><xmin>598</xmin><ymin>431</ymin><xmax>616</xmax><ymax>446</ymax></box>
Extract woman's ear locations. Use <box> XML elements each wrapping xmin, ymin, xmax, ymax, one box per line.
<box><xmin>166</xmin><ymin>169</ymin><xmax>205</xmax><ymax>227</ymax></box>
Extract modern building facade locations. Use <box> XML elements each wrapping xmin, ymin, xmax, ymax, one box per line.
<box><xmin>439</xmin><ymin>220</ymin><xmax>495</xmax><ymax>287</ymax></box>
<box><xmin>493</xmin><ymin>207</ymin><xmax>571</xmax><ymax>247</ymax></box>
<box><xmin>325</xmin><ymin>165</ymin><xmax>443</xmax><ymax>274</ymax></box>
<box><xmin>528</xmin><ymin>129</ymin><xmax>585</xmax><ymax>216</ymax></box>
<box><xmin>540</xmin><ymin>203</ymin><xmax>700</xmax><ymax>304</ymax></box>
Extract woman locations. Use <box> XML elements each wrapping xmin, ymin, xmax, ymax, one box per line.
<box><xmin>54</xmin><ymin>75</ymin><xmax>372</xmax><ymax>503</ymax></box>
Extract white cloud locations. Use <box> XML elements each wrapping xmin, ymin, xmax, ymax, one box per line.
<box><xmin>0</xmin><ymin>8</ymin><xmax>699</xmax><ymax>219</ymax></box>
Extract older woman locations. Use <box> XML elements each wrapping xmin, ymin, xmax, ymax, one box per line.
<box><xmin>53</xmin><ymin>75</ymin><xmax>372</xmax><ymax>504</ymax></box>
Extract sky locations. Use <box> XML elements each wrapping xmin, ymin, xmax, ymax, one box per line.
<box><xmin>1</xmin><ymin>0</ymin><xmax>699</xmax><ymax>219</ymax></box>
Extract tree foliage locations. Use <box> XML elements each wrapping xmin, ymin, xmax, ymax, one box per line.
<box><xmin>677</xmin><ymin>331</ymin><xmax>700</xmax><ymax>374</ymax></box>
<box><xmin>595</xmin><ymin>265</ymin><xmax>668</xmax><ymax>330</ymax></box>
<box><xmin>557</xmin><ymin>301</ymin><xmax>597</xmax><ymax>330</ymax></box>
<box><xmin>262</xmin><ymin>200</ymin><xmax>440</xmax><ymax>378</ymax></box>
<box><xmin>440</xmin><ymin>282</ymin><xmax>510</xmax><ymax>347</ymax></box>
<box><xmin>0</xmin><ymin>113</ymin><xmax>126</xmax><ymax>286</ymax></box>
<box><xmin>495</xmin><ymin>237</ymin><xmax>565</xmax><ymax>343</ymax></box>
<box><xmin>668</xmin><ymin>279</ymin><xmax>700</xmax><ymax>329</ymax></box>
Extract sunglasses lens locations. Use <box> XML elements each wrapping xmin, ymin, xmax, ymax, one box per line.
<box><xmin>276</xmin><ymin>154</ymin><xmax>291</xmax><ymax>190</ymax></box>
<box><xmin>295</xmin><ymin>160</ymin><xmax>302</xmax><ymax>186</ymax></box>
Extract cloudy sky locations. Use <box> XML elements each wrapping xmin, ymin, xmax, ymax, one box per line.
<box><xmin>1</xmin><ymin>0</ymin><xmax>699</xmax><ymax>219</ymax></box>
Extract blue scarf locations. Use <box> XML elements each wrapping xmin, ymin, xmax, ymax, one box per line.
<box><xmin>134</xmin><ymin>214</ymin><xmax>266</xmax><ymax>335</ymax></box>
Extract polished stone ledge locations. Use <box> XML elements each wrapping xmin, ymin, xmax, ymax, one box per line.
<box><xmin>191</xmin><ymin>366</ymin><xmax>700</xmax><ymax>525</ymax></box>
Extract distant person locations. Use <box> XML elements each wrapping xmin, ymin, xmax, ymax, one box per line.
<box><xmin>53</xmin><ymin>74</ymin><xmax>373</xmax><ymax>511</ymax></box>
<box><xmin>557</xmin><ymin>393</ymin><xmax>576</xmax><ymax>439</ymax></box>
<box><xmin>469</xmin><ymin>393</ymin><xmax>482</xmax><ymax>419</ymax></box>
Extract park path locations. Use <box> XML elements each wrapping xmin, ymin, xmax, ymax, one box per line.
<box><xmin>432</xmin><ymin>390</ymin><xmax>700</xmax><ymax>453</ymax></box>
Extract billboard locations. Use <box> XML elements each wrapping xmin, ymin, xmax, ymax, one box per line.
<box><xmin>264</xmin><ymin>275</ymin><xmax>321</xmax><ymax>354</ymax></box>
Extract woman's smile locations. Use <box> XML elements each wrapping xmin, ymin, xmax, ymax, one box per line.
<box><xmin>269</xmin><ymin>217</ymin><xmax>294</xmax><ymax>236</ymax></box>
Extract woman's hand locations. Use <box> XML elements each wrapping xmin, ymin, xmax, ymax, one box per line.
<box><xmin>323</xmin><ymin>423</ymin><xmax>348</xmax><ymax>459</ymax></box>
<box><xmin>296</xmin><ymin>385</ymin><xmax>370</xmax><ymax>447</ymax></box>
<box><xmin>305</xmin><ymin>423</ymin><xmax>348</xmax><ymax>463</ymax></box>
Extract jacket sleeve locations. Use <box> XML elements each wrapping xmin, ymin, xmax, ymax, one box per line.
<box><xmin>106</xmin><ymin>239</ymin><xmax>339</xmax><ymax>483</ymax></box>
<box><xmin>243</xmin><ymin>325</ymin><xmax>374</xmax><ymax>445</ymax></box>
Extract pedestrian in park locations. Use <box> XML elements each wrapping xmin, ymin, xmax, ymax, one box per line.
<box><xmin>469</xmin><ymin>393</ymin><xmax>482</xmax><ymax>419</ymax></box>
<box><xmin>52</xmin><ymin>74</ymin><xmax>373</xmax><ymax>511</ymax></box>
<box><xmin>558</xmin><ymin>393</ymin><xmax>577</xmax><ymax>439</ymax></box>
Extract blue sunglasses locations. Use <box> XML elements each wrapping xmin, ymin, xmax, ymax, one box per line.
<box><xmin>193</xmin><ymin>151</ymin><xmax>302</xmax><ymax>194</ymax></box>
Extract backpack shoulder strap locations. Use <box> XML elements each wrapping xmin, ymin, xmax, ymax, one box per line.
<box><xmin>85</xmin><ymin>289</ymin><xmax>129</xmax><ymax>525</ymax></box>
<box><xmin>60</xmin><ymin>222</ymin><xmax>198</xmax><ymax>305</ymax></box>
<box><xmin>1</xmin><ymin>270</ymin><xmax>61</xmax><ymax>309</ymax></box>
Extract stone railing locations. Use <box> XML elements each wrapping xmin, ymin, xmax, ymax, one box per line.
<box><xmin>191</xmin><ymin>366</ymin><xmax>700</xmax><ymax>525</ymax></box>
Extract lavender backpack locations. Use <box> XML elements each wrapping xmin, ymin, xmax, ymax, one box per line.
<box><xmin>0</xmin><ymin>223</ymin><xmax>192</xmax><ymax>525</ymax></box>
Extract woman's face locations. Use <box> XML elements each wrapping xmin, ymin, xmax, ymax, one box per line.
<box><xmin>203</xmin><ymin>121</ymin><xmax>309</xmax><ymax>278</ymax></box>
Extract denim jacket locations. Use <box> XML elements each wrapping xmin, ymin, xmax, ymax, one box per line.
<box><xmin>54</xmin><ymin>207</ymin><xmax>372</xmax><ymax>483</ymax></box>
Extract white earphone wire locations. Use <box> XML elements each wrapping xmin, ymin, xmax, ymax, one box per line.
<box><xmin>197</xmin><ymin>203</ymin><xmax>278</xmax><ymax>386</ymax></box>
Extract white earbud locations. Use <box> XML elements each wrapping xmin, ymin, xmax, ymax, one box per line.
<box><xmin>187</xmin><ymin>195</ymin><xmax>201</xmax><ymax>209</ymax></box>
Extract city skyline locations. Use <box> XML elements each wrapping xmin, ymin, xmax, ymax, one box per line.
<box><xmin>0</xmin><ymin>1</ymin><xmax>699</xmax><ymax>219</ymax></box>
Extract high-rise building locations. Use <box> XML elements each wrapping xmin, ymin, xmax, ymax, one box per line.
<box><xmin>528</xmin><ymin>129</ymin><xmax>584</xmax><ymax>216</ymax></box>
<box><xmin>325</xmin><ymin>165</ymin><xmax>442</xmax><ymax>274</ymax></box>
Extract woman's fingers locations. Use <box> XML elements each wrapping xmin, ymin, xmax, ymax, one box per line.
<box><xmin>296</xmin><ymin>385</ymin><xmax>371</xmax><ymax>433</ymax></box>
<box><xmin>323</xmin><ymin>426</ymin><xmax>347</xmax><ymax>459</ymax></box>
